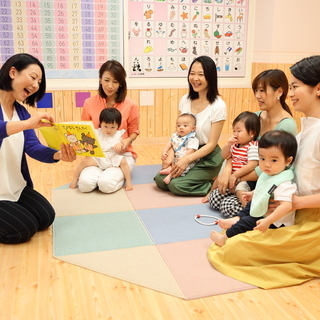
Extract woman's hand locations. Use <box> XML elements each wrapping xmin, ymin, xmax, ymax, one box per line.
<box><xmin>26</xmin><ymin>112</ymin><xmax>55</xmax><ymax>129</ymax></box>
<box><xmin>217</xmin><ymin>173</ymin><xmax>229</xmax><ymax>195</ymax></box>
<box><xmin>118</xmin><ymin>137</ymin><xmax>133</xmax><ymax>152</ymax></box>
<box><xmin>54</xmin><ymin>144</ymin><xmax>76</xmax><ymax>162</ymax></box>
<box><xmin>266</xmin><ymin>199</ymin><xmax>280</xmax><ymax>214</ymax></box>
<box><xmin>112</xmin><ymin>142</ymin><xmax>123</xmax><ymax>153</ymax></box>
<box><xmin>170</xmin><ymin>156</ymin><xmax>190</xmax><ymax>178</ymax></box>
<box><xmin>228</xmin><ymin>174</ymin><xmax>238</xmax><ymax>192</ymax></box>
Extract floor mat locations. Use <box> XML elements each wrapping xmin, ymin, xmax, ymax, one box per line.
<box><xmin>52</xmin><ymin>165</ymin><xmax>256</xmax><ymax>299</ymax></box>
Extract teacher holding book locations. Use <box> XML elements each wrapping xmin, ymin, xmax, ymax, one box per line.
<box><xmin>0</xmin><ymin>53</ymin><xmax>76</xmax><ymax>244</ymax></box>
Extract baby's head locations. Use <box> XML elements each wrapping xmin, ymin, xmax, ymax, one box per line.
<box><xmin>232</xmin><ymin>111</ymin><xmax>260</xmax><ymax>145</ymax></box>
<box><xmin>258</xmin><ymin>130</ymin><xmax>297</xmax><ymax>176</ymax></box>
<box><xmin>99</xmin><ymin>108</ymin><xmax>122</xmax><ymax>135</ymax></box>
<box><xmin>176</xmin><ymin>113</ymin><xmax>196</xmax><ymax>137</ymax></box>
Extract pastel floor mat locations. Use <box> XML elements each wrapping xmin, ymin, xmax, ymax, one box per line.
<box><xmin>52</xmin><ymin>165</ymin><xmax>256</xmax><ymax>299</ymax></box>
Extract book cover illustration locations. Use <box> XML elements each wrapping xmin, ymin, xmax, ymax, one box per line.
<box><xmin>40</xmin><ymin>121</ymin><xmax>105</xmax><ymax>158</ymax></box>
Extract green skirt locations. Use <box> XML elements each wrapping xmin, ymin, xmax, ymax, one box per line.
<box><xmin>154</xmin><ymin>145</ymin><xmax>223</xmax><ymax>196</ymax></box>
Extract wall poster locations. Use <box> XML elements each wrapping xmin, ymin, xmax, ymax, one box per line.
<box><xmin>0</xmin><ymin>0</ymin><xmax>123</xmax><ymax>79</ymax></box>
<box><xmin>128</xmin><ymin>0</ymin><xmax>249</xmax><ymax>78</ymax></box>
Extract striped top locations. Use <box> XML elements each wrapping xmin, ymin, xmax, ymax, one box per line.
<box><xmin>230</xmin><ymin>140</ymin><xmax>259</xmax><ymax>172</ymax></box>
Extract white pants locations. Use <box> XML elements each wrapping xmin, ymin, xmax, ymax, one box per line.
<box><xmin>78</xmin><ymin>156</ymin><xmax>136</xmax><ymax>193</ymax></box>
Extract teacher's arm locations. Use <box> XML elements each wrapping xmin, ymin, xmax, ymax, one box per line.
<box><xmin>171</xmin><ymin>120</ymin><xmax>225</xmax><ymax>177</ymax></box>
<box><xmin>292</xmin><ymin>193</ymin><xmax>320</xmax><ymax>211</ymax></box>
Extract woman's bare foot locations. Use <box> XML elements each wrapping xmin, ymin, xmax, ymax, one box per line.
<box><xmin>218</xmin><ymin>216</ymin><xmax>240</xmax><ymax>229</ymax></box>
<box><xmin>210</xmin><ymin>231</ymin><xmax>228</xmax><ymax>246</ymax></box>
<box><xmin>201</xmin><ymin>193</ymin><xmax>210</xmax><ymax>203</ymax></box>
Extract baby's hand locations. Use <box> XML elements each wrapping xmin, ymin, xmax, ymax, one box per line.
<box><xmin>161</xmin><ymin>152</ymin><xmax>168</xmax><ymax>161</ymax></box>
<box><xmin>227</xmin><ymin>135</ymin><xmax>238</xmax><ymax>146</ymax></box>
<box><xmin>254</xmin><ymin>218</ymin><xmax>270</xmax><ymax>233</ymax></box>
<box><xmin>241</xmin><ymin>191</ymin><xmax>253</xmax><ymax>202</ymax></box>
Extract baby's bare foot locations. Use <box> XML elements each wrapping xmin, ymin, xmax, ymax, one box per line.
<box><xmin>69</xmin><ymin>181</ymin><xmax>77</xmax><ymax>189</ymax></box>
<box><xmin>163</xmin><ymin>175</ymin><xmax>172</xmax><ymax>185</ymax></box>
<box><xmin>219</xmin><ymin>216</ymin><xmax>240</xmax><ymax>229</ymax></box>
<box><xmin>125</xmin><ymin>185</ymin><xmax>133</xmax><ymax>191</ymax></box>
<box><xmin>159</xmin><ymin>167</ymin><xmax>171</xmax><ymax>175</ymax></box>
<box><xmin>210</xmin><ymin>230</ymin><xmax>227</xmax><ymax>246</ymax></box>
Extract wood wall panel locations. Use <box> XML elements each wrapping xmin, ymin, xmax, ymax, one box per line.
<box><xmin>29</xmin><ymin>63</ymin><xmax>303</xmax><ymax>140</ymax></box>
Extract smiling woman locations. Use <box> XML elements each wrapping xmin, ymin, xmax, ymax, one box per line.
<box><xmin>154</xmin><ymin>56</ymin><xmax>227</xmax><ymax>196</ymax></box>
<box><xmin>0</xmin><ymin>53</ymin><xmax>76</xmax><ymax>244</ymax></box>
<box><xmin>80</xmin><ymin>60</ymin><xmax>140</xmax><ymax>194</ymax></box>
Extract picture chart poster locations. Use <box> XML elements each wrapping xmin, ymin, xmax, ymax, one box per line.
<box><xmin>128</xmin><ymin>0</ymin><xmax>249</xmax><ymax>78</ymax></box>
<box><xmin>0</xmin><ymin>0</ymin><xmax>123</xmax><ymax>79</ymax></box>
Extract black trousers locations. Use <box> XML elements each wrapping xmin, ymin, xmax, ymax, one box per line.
<box><xmin>0</xmin><ymin>186</ymin><xmax>55</xmax><ymax>244</ymax></box>
<box><xmin>226</xmin><ymin>201</ymin><xmax>280</xmax><ymax>238</ymax></box>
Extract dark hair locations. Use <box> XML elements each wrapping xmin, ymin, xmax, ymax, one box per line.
<box><xmin>259</xmin><ymin>130</ymin><xmax>297</xmax><ymax>164</ymax></box>
<box><xmin>187</xmin><ymin>56</ymin><xmax>219</xmax><ymax>104</ymax></box>
<box><xmin>252</xmin><ymin>69</ymin><xmax>292</xmax><ymax>116</ymax></box>
<box><xmin>233</xmin><ymin>111</ymin><xmax>260</xmax><ymax>141</ymax></box>
<box><xmin>0</xmin><ymin>53</ymin><xmax>46</xmax><ymax>107</ymax></box>
<box><xmin>290</xmin><ymin>55</ymin><xmax>320</xmax><ymax>87</ymax></box>
<box><xmin>178</xmin><ymin>113</ymin><xmax>197</xmax><ymax>126</ymax></box>
<box><xmin>98</xmin><ymin>60</ymin><xmax>127</xmax><ymax>103</ymax></box>
<box><xmin>99</xmin><ymin>108</ymin><xmax>122</xmax><ymax>128</ymax></box>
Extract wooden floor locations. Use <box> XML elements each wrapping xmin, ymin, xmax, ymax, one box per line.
<box><xmin>1</xmin><ymin>139</ymin><xmax>320</xmax><ymax>320</ymax></box>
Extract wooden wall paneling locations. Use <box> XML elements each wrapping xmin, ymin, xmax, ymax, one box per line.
<box><xmin>71</xmin><ymin>90</ymin><xmax>81</xmax><ymax>122</ymax></box>
<box><xmin>242</xmin><ymin>88</ymin><xmax>253</xmax><ymax>112</ymax></box>
<box><xmin>147</xmin><ymin>89</ymin><xmax>155</xmax><ymax>138</ymax></box>
<box><xmin>219</xmin><ymin>88</ymin><xmax>231</xmax><ymax>135</ymax></box>
<box><xmin>63</xmin><ymin>90</ymin><xmax>73</xmax><ymax>122</ymax></box>
<box><xmin>52</xmin><ymin>91</ymin><xmax>64</xmax><ymax>123</ymax></box>
<box><xmin>169</xmin><ymin>88</ymin><xmax>180</xmax><ymax>137</ymax></box>
<box><xmin>161</xmin><ymin>89</ymin><xmax>171</xmax><ymax>138</ymax></box>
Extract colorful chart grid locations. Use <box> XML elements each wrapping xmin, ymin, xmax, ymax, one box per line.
<box><xmin>128</xmin><ymin>0</ymin><xmax>249</xmax><ymax>78</ymax></box>
<box><xmin>0</xmin><ymin>0</ymin><xmax>123</xmax><ymax>79</ymax></box>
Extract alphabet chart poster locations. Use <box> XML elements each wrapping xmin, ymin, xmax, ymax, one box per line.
<box><xmin>128</xmin><ymin>0</ymin><xmax>249</xmax><ymax>78</ymax></box>
<box><xmin>0</xmin><ymin>0</ymin><xmax>123</xmax><ymax>79</ymax></box>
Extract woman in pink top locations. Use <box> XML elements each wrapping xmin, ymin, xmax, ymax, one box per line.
<box><xmin>80</xmin><ymin>60</ymin><xmax>140</xmax><ymax>193</ymax></box>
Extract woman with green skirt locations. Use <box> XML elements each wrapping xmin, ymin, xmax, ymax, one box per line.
<box><xmin>154</xmin><ymin>56</ymin><xmax>227</xmax><ymax>196</ymax></box>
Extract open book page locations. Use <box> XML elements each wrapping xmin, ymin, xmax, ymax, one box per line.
<box><xmin>40</xmin><ymin>121</ymin><xmax>105</xmax><ymax>157</ymax></box>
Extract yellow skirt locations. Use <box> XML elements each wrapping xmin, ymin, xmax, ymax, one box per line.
<box><xmin>207</xmin><ymin>208</ymin><xmax>320</xmax><ymax>289</ymax></box>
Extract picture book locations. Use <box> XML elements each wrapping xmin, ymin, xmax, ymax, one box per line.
<box><xmin>40</xmin><ymin>121</ymin><xmax>105</xmax><ymax>158</ymax></box>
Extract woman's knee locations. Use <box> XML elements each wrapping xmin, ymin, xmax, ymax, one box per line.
<box><xmin>154</xmin><ymin>173</ymin><xmax>170</xmax><ymax>191</ymax></box>
<box><xmin>98</xmin><ymin>178</ymin><xmax>123</xmax><ymax>193</ymax></box>
<box><xmin>78</xmin><ymin>179</ymin><xmax>97</xmax><ymax>192</ymax></box>
<box><xmin>98</xmin><ymin>167</ymin><xmax>124</xmax><ymax>193</ymax></box>
<box><xmin>78</xmin><ymin>167</ymin><xmax>101</xmax><ymax>192</ymax></box>
<box><xmin>0</xmin><ymin>221</ymin><xmax>38</xmax><ymax>244</ymax></box>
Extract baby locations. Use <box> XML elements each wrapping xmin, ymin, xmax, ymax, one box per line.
<box><xmin>70</xmin><ymin>108</ymin><xmax>133</xmax><ymax>191</ymax></box>
<box><xmin>159</xmin><ymin>113</ymin><xmax>199</xmax><ymax>184</ymax></box>
<box><xmin>210</xmin><ymin>130</ymin><xmax>298</xmax><ymax>246</ymax></box>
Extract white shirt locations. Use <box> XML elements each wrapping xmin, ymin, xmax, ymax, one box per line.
<box><xmin>0</xmin><ymin>108</ymin><xmax>26</xmax><ymax>201</ymax></box>
<box><xmin>273</xmin><ymin>180</ymin><xmax>297</xmax><ymax>227</ymax></box>
<box><xmin>294</xmin><ymin>117</ymin><xmax>320</xmax><ymax>196</ymax></box>
<box><xmin>179</xmin><ymin>94</ymin><xmax>227</xmax><ymax>145</ymax></box>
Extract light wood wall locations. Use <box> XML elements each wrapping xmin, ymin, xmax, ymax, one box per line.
<box><xmin>30</xmin><ymin>63</ymin><xmax>304</xmax><ymax>140</ymax></box>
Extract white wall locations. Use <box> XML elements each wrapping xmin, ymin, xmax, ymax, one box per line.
<box><xmin>253</xmin><ymin>0</ymin><xmax>320</xmax><ymax>63</ymax></box>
